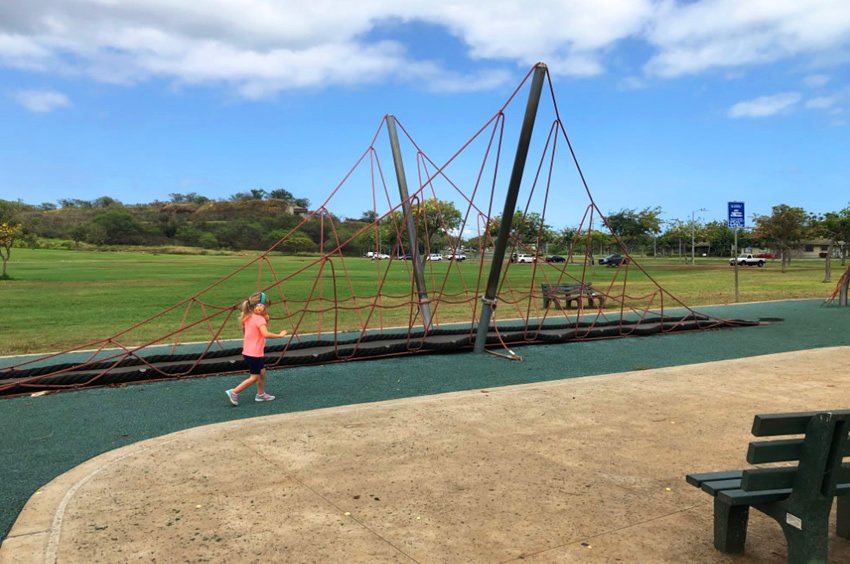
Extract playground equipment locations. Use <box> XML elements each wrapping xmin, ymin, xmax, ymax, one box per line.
<box><xmin>825</xmin><ymin>266</ymin><xmax>850</xmax><ymax>307</ymax></box>
<box><xmin>0</xmin><ymin>63</ymin><xmax>759</xmax><ymax>397</ymax></box>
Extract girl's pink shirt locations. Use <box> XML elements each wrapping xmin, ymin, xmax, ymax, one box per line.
<box><xmin>242</xmin><ymin>314</ymin><xmax>267</xmax><ymax>357</ymax></box>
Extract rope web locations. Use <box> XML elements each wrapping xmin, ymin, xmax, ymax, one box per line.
<box><xmin>0</xmin><ymin>64</ymin><xmax>755</xmax><ymax>396</ymax></box>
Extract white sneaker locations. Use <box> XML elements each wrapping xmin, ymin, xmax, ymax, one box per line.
<box><xmin>255</xmin><ymin>393</ymin><xmax>276</xmax><ymax>402</ymax></box>
<box><xmin>226</xmin><ymin>389</ymin><xmax>238</xmax><ymax>406</ymax></box>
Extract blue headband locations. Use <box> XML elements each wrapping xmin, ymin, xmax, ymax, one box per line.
<box><xmin>259</xmin><ymin>292</ymin><xmax>267</xmax><ymax>305</ymax></box>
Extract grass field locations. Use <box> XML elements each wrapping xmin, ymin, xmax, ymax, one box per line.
<box><xmin>0</xmin><ymin>248</ymin><xmax>843</xmax><ymax>356</ymax></box>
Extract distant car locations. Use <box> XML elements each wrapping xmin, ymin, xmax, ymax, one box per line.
<box><xmin>515</xmin><ymin>253</ymin><xmax>536</xmax><ymax>263</ymax></box>
<box><xmin>397</xmin><ymin>253</ymin><xmax>413</xmax><ymax>260</ymax></box>
<box><xmin>756</xmin><ymin>252</ymin><xmax>776</xmax><ymax>259</ymax></box>
<box><xmin>599</xmin><ymin>254</ymin><xmax>628</xmax><ymax>267</ymax></box>
<box><xmin>730</xmin><ymin>254</ymin><xmax>764</xmax><ymax>267</ymax></box>
<box><xmin>447</xmin><ymin>252</ymin><xmax>467</xmax><ymax>261</ymax></box>
<box><xmin>425</xmin><ymin>253</ymin><xmax>443</xmax><ymax>261</ymax></box>
<box><xmin>545</xmin><ymin>255</ymin><xmax>566</xmax><ymax>263</ymax></box>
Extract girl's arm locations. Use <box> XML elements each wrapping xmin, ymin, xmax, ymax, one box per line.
<box><xmin>260</xmin><ymin>325</ymin><xmax>288</xmax><ymax>338</ymax></box>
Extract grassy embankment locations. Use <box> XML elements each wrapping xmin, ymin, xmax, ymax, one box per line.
<box><xmin>1</xmin><ymin>248</ymin><xmax>841</xmax><ymax>356</ymax></box>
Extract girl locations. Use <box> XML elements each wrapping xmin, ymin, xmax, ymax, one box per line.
<box><xmin>226</xmin><ymin>291</ymin><xmax>288</xmax><ymax>405</ymax></box>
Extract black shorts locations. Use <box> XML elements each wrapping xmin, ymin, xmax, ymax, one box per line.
<box><xmin>243</xmin><ymin>355</ymin><xmax>265</xmax><ymax>374</ymax></box>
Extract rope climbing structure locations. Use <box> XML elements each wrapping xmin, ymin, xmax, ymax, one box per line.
<box><xmin>0</xmin><ymin>63</ymin><xmax>758</xmax><ymax>397</ymax></box>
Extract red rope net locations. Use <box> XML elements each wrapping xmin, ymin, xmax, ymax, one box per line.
<box><xmin>0</xmin><ymin>64</ymin><xmax>750</xmax><ymax>395</ymax></box>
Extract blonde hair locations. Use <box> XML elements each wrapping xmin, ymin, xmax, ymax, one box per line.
<box><xmin>240</xmin><ymin>292</ymin><xmax>270</xmax><ymax>325</ymax></box>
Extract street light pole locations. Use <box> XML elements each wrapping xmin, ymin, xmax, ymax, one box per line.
<box><xmin>691</xmin><ymin>207</ymin><xmax>706</xmax><ymax>265</ymax></box>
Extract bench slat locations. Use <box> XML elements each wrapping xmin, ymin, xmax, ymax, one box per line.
<box><xmin>701</xmin><ymin>479</ymin><xmax>742</xmax><ymax>495</ymax></box>
<box><xmin>752</xmin><ymin>410</ymin><xmax>850</xmax><ymax>436</ymax></box>
<box><xmin>741</xmin><ymin>464</ymin><xmax>850</xmax><ymax>492</ymax></box>
<box><xmin>742</xmin><ymin>467</ymin><xmax>795</xmax><ymax>491</ymax></box>
<box><xmin>686</xmin><ymin>470</ymin><xmax>742</xmax><ymax>488</ymax></box>
<box><xmin>718</xmin><ymin>483</ymin><xmax>850</xmax><ymax>506</ymax></box>
<box><xmin>718</xmin><ymin>487</ymin><xmax>791</xmax><ymax>506</ymax></box>
<box><xmin>747</xmin><ymin>438</ymin><xmax>802</xmax><ymax>464</ymax></box>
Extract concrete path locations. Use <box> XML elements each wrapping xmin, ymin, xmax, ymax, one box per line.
<box><xmin>3</xmin><ymin>347</ymin><xmax>850</xmax><ymax>563</ymax></box>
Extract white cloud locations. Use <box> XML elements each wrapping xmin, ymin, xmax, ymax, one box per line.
<box><xmin>803</xmin><ymin>74</ymin><xmax>831</xmax><ymax>87</ymax></box>
<box><xmin>11</xmin><ymin>89</ymin><xmax>71</xmax><ymax>112</ymax></box>
<box><xmin>0</xmin><ymin>1</ymin><xmax>847</xmax><ymax>96</ymax></box>
<box><xmin>805</xmin><ymin>95</ymin><xmax>837</xmax><ymax>109</ymax></box>
<box><xmin>0</xmin><ymin>0</ymin><xmax>655</xmax><ymax>96</ymax></box>
<box><xmin>728</xmin><ymin>93</ymin><xmax>801</xmax><ymax>118</ymax></box>
<box><xmin>618</xmin><ymin>76</ymin><xmax>647</xmax><ymax>90</ymax></box>
<box><xmin>644</xmin><ymin>0</ymin><xmax>850</xmax><ymax>77</ymax></box>
<box><xmin>0</xmin><ymin>33</ymin><xmax>53</xmax><ymax>70</ymax></box>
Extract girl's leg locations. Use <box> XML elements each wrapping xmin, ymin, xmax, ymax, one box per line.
<box><xmin>233</xmin><ymin>374</ymin><xmax>259</xmax><ymax>394</ymax></box>
<box><xmin>257</xmin><ymin>368</ymin><xmax>267</xmax><ymax>395</ymax></box>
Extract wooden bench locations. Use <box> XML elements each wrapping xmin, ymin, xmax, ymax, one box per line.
<box><xmin>686</xmin><ymin>410</ymin><xmax>850</xmax><ymax>563</ymax></box>
<box><xmin>541</xmin><ymin>283</ymin><xmax>606</xmax><ymax>309</ymax></box>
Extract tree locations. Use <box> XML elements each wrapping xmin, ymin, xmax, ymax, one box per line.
<box><xmin>277</xmin><ymin>231</ymin><xmax>318</xmax><ymax>254</ymax></box>
<box><xmin>269</xmin><ymin>189</ymin><xmax>295</xmax><ymax>201</ymax></box>
<box><xmin>88</xmin><ymin>209</ymin><xmax>149</xmax><ymax>245</ymax></box>
<box><xmin>0</xmin><ymin>221</ymin><xmax>22</xmax><ymax>278</ymax></box>
<box><xmin>702</xmin><ymin>221</ymin><xmax>736</xmax><ymax>257</ymax></box>
<box><xmin>413</xmin><ymin>198</ymin><xmax>462</xmax><ymax>251</ymax></box>
<box><xmin>358</xmin><ymin>210</ymin><xmax>378</xmax><ymax>223</ymax></box>
<box><xmin>169</xmin><ymin>192</ymin><xmax>209</xmax><ymax>205</ymax></box>
<box><xmin>484</xmin><ymin>211</ymin><xmax>554</xmax><ymax>253</ymax></box>
<box><xmin>93</xmin><ymin>196</ymin><xmax>121</xmax><ymax>208</ymax></box>
<box><xmin>658</xmin><ymin>220</ymin><xmax>686</xmax><ymax>258</ymax></box>
<box><xmin>605</xmin><ymin>207</ymin><xmax>662</xmax><ymax>254</ymax></box>
<box><xmin>0</xmin><ymin>201</ymin><xmax>23</xmax><ymax>278</ymax></box>
<box><xmin>812</xmin><ymin>205</ymin><xmax>850</xmax><ymax>282</ymax></box>
<box><xmin>753</xmin><ymin>204</ymin><xmax>809</xmax><ymax>272</ymax></box>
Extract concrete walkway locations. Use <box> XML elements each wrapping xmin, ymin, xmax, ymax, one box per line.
<box><xmin>3</xmin><ymin>346</ymin><xmax>850</xmax><ymax>563</ymax></box>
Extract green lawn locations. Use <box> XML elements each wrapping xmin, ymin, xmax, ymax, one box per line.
<box><xmin>0</xmin><ymin>249</ymin><xmax>842</xmax><ymax>356</ymax></box>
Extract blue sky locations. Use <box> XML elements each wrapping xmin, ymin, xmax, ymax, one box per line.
<box><xmin>0</xmin><ymin>1</ymin><xmax>848</xmax><ymax>231</ymax></box>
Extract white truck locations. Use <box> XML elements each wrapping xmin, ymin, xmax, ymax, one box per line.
<box><xmin>729</xmin><ymin>254</ymin><xmax>765</xmax><ymax>267</ymax></box>
<box><xmin>513</xmin><ymin>253</ymin><xmax>536</xmax><ymax>263</ymax></box>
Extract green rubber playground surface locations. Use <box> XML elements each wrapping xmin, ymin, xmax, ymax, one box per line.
<box><xmin>2</xmin><ymin>299</ymin><xmax>848</xmax><ymax>540</ymax></box>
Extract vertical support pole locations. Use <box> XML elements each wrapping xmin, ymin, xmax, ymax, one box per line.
<box><xmin>734</xmin><ymin>228</ymin><xmax>739</xmax><ymax>303</ymax></box>
<box><xmin>386</xmin><ymin>115</ymin><xmax>432</xmax><ymax>328</ymax></box>
<box><xmin>474</xmin><ymin>63</ymin><xmax>547</xmax><ymax>353</ymax></box>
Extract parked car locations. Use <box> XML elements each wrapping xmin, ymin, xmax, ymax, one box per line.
<box><xmin>397</xmin><ymin>253</ymin><xmax>413</xmax><ymax>260</ymax></box>
<box><xmin>370</xmin><ymin>253</ymin><xmax>390</xmax><ymax>260</ymax></box>
<box><xmin>729</xmin><ymin>254</ymin><xmax>765</xmax><ymax>267</ymax></box>
<box><xmin>756</xmin><ymin>252</ymin><xmax>776</xmax><ymax>259</ymax></box>
<box><xmin>545</xmin><ymin>255</ymin><xmax>566</xmax><ymax>263</ymax></box>
<box><xmin>514</xmin><ymin>253</ymin><xmax>536</xmax><ymax>263</ymax></box>
<box><xmin>425</xmin><ymin>253</ymin><xmax>443</xmax><ymax>261</ymax></box>
<box><xmin>447</xmin><ymin>252</ymin><xmax>467</xmax><ymax>261</ymax></box>
<box><xmin>599</xmin><ymin>254</ymin><xmax>628</xmax><ymax>267</ymax></box>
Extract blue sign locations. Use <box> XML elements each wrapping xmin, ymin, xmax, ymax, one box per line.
<box><xmin>728</xmin><ymin>201</ymin><xmax>745</xmax><ymax>229</ymax></box>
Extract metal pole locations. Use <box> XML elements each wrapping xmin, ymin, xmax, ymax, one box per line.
<box><xmin>474</xmin><ymin>63</ymin><xmax>547</xmax><ymax>353</ymax></box>
<box><xmin>691</xmin><ymin>210</ymin><xmax>696</xmax><ymax>265</ymax></box>
<box><xmin>386</xmin><ymin>115</ymin><xmax>432</xmax><ymax>328</ymax></box>
<box><xmin>734</xmin><ymin>228</ymin><xmax>739</xmax><ymax>302</ymax></box>
<box><xmin>691</xmin><ymin>208</ymin><xmax>705</xmax><ymax>265</ymax></box>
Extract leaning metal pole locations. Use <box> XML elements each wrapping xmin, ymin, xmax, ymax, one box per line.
<box><xmin>473</xmin><ymin>63</ymin><xmax>547</xmax><ymax>353</ymax></box>
<box><xmin>386</xmin><ymin>115</ymin><xmax>432</xmax><ymax>328</ymax></box>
